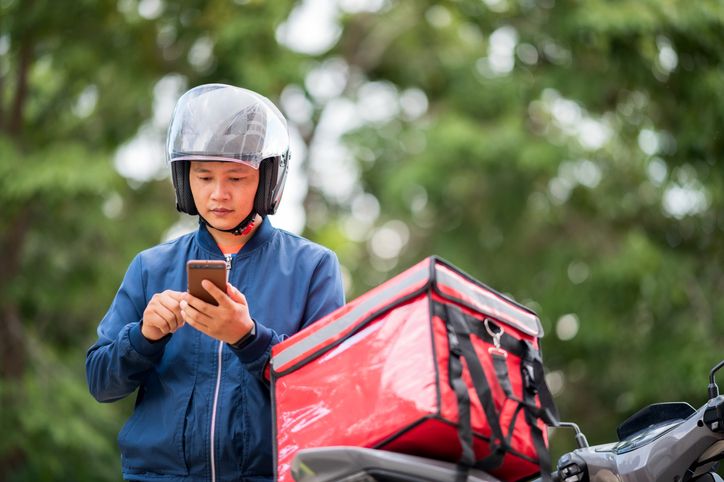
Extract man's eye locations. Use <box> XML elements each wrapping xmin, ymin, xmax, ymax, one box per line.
<box><xmin>229</xmin><ymin>177</ymin><xmax>242</xmax><ymax>182</ymax></box>
<box><xmin>198</xmin><ymin>177</ymin><xmax>212</xmax><ymax>181</ymax></box>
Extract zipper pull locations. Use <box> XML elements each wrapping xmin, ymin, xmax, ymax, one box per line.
<box><xmin>224</xmin><ymin>254</ymin><xmax>232</xmax><ymax>273</ymax></box>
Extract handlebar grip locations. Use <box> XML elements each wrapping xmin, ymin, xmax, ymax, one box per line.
<box><xmin>704</xmin><ymin>399</ymin><xmax>724</xmax><ymax>432</ymax></box>
<box><xmin>552</xmin><ymin>452</ymin><xmax>587</xmax><ymax>482</ymax></box>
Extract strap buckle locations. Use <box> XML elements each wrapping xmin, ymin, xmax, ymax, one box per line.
<box><xmin>485</xmin><ymin>318</ymin><xmax>507</xmax><ymax>359</ymax></box>
<box><xmin>523</xmin><ymin>363</ymin><xmax>538</xmax><ymax>394</ymax></box>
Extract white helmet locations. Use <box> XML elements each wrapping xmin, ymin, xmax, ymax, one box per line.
<box><xmin>166</xmin><ymin>84</ymin><xmax>290</xmax><ymax>232</ymax></box>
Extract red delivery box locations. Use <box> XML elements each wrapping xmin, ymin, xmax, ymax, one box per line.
<box><xmin>271</xmin><ymin>257</ymin><xmax>558</xmax><ymax>482</ymax></box>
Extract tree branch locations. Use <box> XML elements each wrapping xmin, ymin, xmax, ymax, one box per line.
<box><xmin>0</xmin><ymin>205</ymin><xmax>32</xmax><ymax>380</ymax></box>
<box><xmin>9</xmin><ymin>40</ymin><xmax>32</xmax><ymax>136</ymax></box>
<box><xmin>0</xmin><ymin>64</ymin><xmax>5</xmax><ymax>130</ymax></box>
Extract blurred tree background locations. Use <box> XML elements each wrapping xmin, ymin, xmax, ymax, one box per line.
<box><xmin>1</xmin><ymin>0</ymin><xmax>722</xmax><ymax>480</ymax></box>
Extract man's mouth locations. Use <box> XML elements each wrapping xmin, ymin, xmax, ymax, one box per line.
<box><xmin>210</xmin><ymin>208</ymin><xmax>233</xmax><ymax>215</ymax></box>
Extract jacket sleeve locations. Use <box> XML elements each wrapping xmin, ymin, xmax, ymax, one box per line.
<box><xmin>231</xmin><ymin>249</ymin><xmax>345</xmax><ymax>381</ymax></box>
<box><xmin>86</xmin><ymin>254</ymin><xmax>170</xmax><ymax>402</ymax></box>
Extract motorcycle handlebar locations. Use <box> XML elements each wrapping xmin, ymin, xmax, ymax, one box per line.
<box><xmin>552</xmin><ymin>396</ymin><xmax>724</xmax><ymax>482</ymax></box>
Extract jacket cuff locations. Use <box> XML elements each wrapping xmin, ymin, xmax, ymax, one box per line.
<box><xmin>230</xmin><ymin>320</ymin><xmax>273</xmax><ymax>363</ymax></box>
<box><xmin>128</xmin><ymin>322</ymin><xmax>170</xmax><ymax>358</ymax></box>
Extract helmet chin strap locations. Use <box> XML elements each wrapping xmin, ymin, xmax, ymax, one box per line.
<box><xmin>200</xmin><ymin>211</ymin><xmax>257</xmax><ymax>236</ymax></box>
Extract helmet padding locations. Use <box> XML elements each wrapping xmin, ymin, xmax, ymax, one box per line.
<box><xmin>172</xmin><ymin>160</ymin><xmax>197</xmax><ymax>215</ymax></box>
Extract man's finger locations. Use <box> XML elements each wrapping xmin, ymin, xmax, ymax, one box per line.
<box><xmin>148</xmin><ymin>314</ymin><xmax>172</xmax><ymax>335</ymax></box>
<box><xmin>182</xmin><ymin>305</ymin><xmax>209</xmax><ymax>329</ymax></box>
<box><xmin>166</xmin><ymin>290</ymin><xmax>186</xmax><ymax>301</ymax></box>
<box><xmin>184</xmin><ymin>316</ymin><xmax>209</xmax><ymax>330</ymax></box>
<box><xmin>181</xmin><ymin>299</ymin><xmax>212</xmax><ymax>326</ymax></box>
<box><xmin>158</xmin><ymin>295</ymin><xmax>182</xmax><ymax>320</ymax></box>
<box><xmin>154</xmin><ymin>304</ymin><xmax>178</xmax><ymax>329</ymax></box>
<box><xmin>202</xmin><ymin>280</ymin><xmax>229</xmax><ymax>306</ymax></box>
<box><xmin>227</xmin><ymin>284</ymin><xmax>247</xmax><ymax>305</ymax></box>
<box><xmin>185</xmin><ymin>293</ymin><xmax>215</xmax><ymax>314</ymax></box>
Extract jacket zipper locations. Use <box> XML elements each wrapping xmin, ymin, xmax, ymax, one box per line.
<box><xmin>210</xmin><ymin>254</ymin><xmax>233</xmax><ymax>482</ymax></box>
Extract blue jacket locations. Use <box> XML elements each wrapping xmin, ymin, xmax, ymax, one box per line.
<box><xmin>86</xmin><ymin>218</ymin><xmax>345</xmax><ymax>481</ymax></box>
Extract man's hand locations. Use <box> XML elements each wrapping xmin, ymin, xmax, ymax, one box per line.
<box><xmin>141</xmin><ymin>290</ymin><xmax>186</xmax><ymax>341</ymax></box>
<box><xmin>180</xmin><ymin>280</ymin><xmax>253</xmax><ymax>344</ymax></box>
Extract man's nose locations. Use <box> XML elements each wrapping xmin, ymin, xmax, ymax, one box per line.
<box><xmin>210</xmin><ymin>181</ymin><xmax>231</xmax><ymax>200</ymax></box>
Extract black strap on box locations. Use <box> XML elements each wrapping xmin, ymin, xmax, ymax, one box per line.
<box><xmin>521</xmin><ymin>342</ymin><xmax>558</xmax><ymax>482</ymax></box>
<box><xmin>443</xmin><ymin>304</ymin><xmax>508</xmax><ymax>475</ymax></box>
<box><xmin>447</xmin><ymin>330</ymin><xmax>475</xmax><ymax>482</ymax></box>
<box><xmin>437</xmin><ymin>302</ymin><xmax>558</xmax><ymax>481</ymax></box>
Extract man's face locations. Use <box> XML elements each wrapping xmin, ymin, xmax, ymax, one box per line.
<box><xmin>189</xmin><ymin>161</ymin><xmax>260</xmax><ymax>232</ymax></box>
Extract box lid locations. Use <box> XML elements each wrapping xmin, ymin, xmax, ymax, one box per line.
<box><xmin>271</xmin><ymin>256</ymin><xmax>542</xmax><ymax>375</ymax></box>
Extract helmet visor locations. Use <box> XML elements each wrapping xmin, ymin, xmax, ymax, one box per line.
<box><xmin>167</xmin><ymin>84</ymin><xmax>289</xmax><ymax>169</ymax></box>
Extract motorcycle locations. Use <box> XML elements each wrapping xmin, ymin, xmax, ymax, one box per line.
<box><xmin>550</xmin><ymin>359</ymin><xmax>724</xmax><ymax>482</ymax></box>
<box><xmin>290</xmin><ymin>360</ymin><xmax>724</xmax><ymax>482</ymax></box>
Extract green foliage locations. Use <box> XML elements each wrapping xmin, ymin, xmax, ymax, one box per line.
<box><xmin>2</xmin><ymin>0</ymin><xmax>724</xmax><ymax>479</ymax></box>
<box><xmin>1</xmin><ymin>350</ymin><xmax>127</xmax><ymax>481</ymax></box>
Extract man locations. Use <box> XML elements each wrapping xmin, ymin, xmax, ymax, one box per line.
<box><xmin>86</xmin><ymin>84</ymin><xmax>345</xmax><ymax>481</ymax></box>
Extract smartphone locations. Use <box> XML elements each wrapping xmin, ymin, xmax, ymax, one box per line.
<box><xmin>187</xmin><ymin>260</ymin><xmax>227</xmax><ymax>306</ymax></box>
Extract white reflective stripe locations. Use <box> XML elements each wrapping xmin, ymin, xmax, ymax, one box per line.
<box><xmin>210</xmin><ymin>340</ymin><xmax>223</xmax><ymax>482</ymax></box>
<box><xmin>271</xmin><ymin>266</ymin><xmax>430</xmax><ymax>372</ymax></box>
<box><xmin>435</xmin><ymin>267</ymin><xmax>542</xmax><ymax>337</ymax></box>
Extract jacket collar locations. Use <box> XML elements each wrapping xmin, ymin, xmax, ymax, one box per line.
<box><xmin>195</xmin><ymin>216</ymin><xmax>274</xmax><ymax>258</ymax></box>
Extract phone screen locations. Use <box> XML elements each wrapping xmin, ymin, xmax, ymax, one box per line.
<box><xmin>187</xmin><ymin>260</ymin><xmax>227</xmax><ymax>305</ymax></box>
